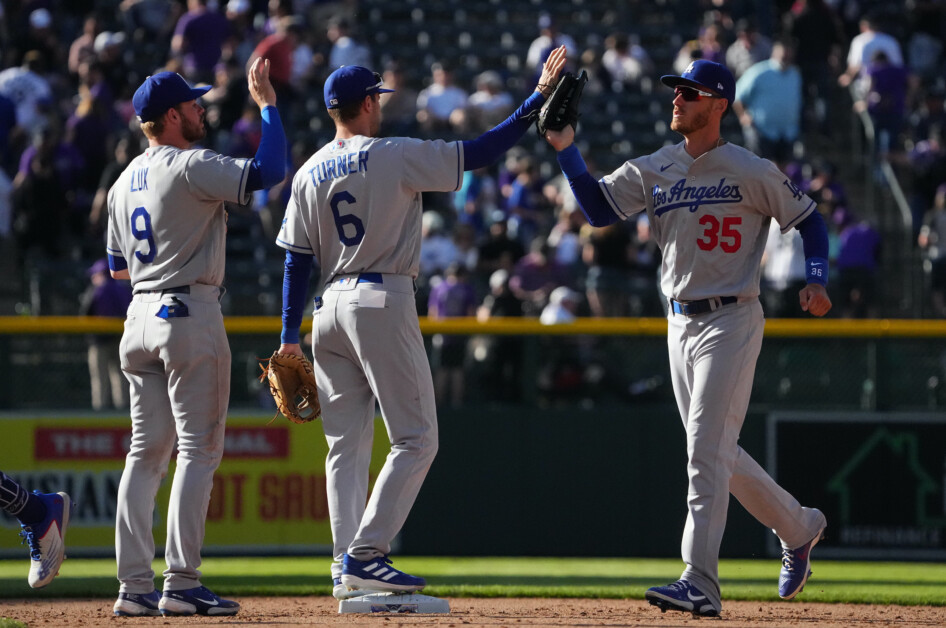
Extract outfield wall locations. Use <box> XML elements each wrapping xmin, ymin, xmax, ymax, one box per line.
<box><xmin>0</xmin><ymin>317</ymin><xmax>944</xmax><ymax>560</ymax></box>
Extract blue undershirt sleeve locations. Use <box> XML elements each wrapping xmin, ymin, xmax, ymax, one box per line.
<box><xmin>461</xmin><ymin>92</ymin><xmax>545</xmax><ymax>171</ymax></box>
<box><xmin>245</xmin><ymin>105</ymin><xmax>288</xmax><ymax>192</ymax></box>
<box><xmin>557</xmin><ymin>144</ymin><xmax>619</xmax><ymax>227</ymax></box>
<box><xmin>796</xmin><ymin>209</ymin><xmax>830</xmax><ymax>286</ymax></box>
<box><xmin>281</xmin><ymin>249</ymin><xmax>314</xmax><ymax>344</ymax></box>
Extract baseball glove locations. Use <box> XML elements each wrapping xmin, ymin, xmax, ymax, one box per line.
<box><xmin>258</xmin><ymin>351</ymin><xmax>321</xmax><ymax>424</ymax></box>
<box><xmin>535</xmin><ymin>70</ymin><xmax>588</xmax><ymax>136</ymax></box>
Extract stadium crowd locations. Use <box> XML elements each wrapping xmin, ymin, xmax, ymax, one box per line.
<box><xmin>0</xmin><ymin>0</ymin><xmax>943</xmax><ymax>332</ymax></box>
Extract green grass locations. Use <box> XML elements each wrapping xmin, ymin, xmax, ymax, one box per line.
<box><xmin>0</xmin><ymin>557</ymin><xmax>944</xmax><ymax>606</ymax></box>
<box><xmin>0</xmin><ymin>620</ymin><xmax>27</xmax><ymax>628</ymax></box>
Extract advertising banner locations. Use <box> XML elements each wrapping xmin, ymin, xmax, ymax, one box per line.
<box><xmin>0</xmin><ymin>413</ymin><xmax>390</xmax><ymax>557</ymax></box>
<box><xmin>768</xmin><ymin>412</ymin><xmax>946</xmax><ymax>560</ymax></box>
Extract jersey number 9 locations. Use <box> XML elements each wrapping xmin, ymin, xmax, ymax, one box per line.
<box><xmin>131</xmin><ymin>206</ymin><xmax>156</xmax><ymax>263</ymax></box>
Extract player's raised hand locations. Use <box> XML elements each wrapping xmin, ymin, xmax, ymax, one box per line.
<box><xmin>799</xmin><ymin>283</ymin><xmax>832</xmax><ymax>317</ymax></box>
<box><xmin>248</xmin><ymin>57</ymin><xmax>277</xmax><ymax>110</ymax></box>
<box><xmin>545</xmin><ymin>124</ymin><xmax>575</xmax><ymax>151</ymax></box>
<box><xmin>536</xmin><ymin>45</ymin><xmax>568</xmax><ymax>97</ymax></box>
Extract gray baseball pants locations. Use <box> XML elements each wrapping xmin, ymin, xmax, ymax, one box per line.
<box><xmin>667</xmin><ymin>299</ymin><xmax>826</xmax><ymax>612</ymax></box>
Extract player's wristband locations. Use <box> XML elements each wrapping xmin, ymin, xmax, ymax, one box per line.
<box><xmin>806</xmin><ymin>257</ymin><xmax>828</xmax><ymax>286</ymax></box>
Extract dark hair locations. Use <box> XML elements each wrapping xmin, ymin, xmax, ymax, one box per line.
<box><xmin>328</xmin><ymin>94</ymin><xmax>373</xmax><ymax>123</ymax></box>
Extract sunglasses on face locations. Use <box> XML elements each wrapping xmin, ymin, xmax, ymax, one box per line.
<box><xmin>675</xmin><ymin>86</ymin><xmax>718</xmax><ymax>101</ymax></box>
<box><xmin>367</xmin><ymin>72</ymin><xmax>384</xmax><ymax>93</ymax></box>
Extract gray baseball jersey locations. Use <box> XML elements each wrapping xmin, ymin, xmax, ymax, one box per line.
<box><xmin>600</xmin><ymin>141</ymin><xmax>815</xmax><ymax>301</ymax></box>
<box><xmin>277</xmin><ymin>134</ymin><xmax>461</xmax><ymax>572</ymax></box>
<box><xmin>598</xmin><ymin>141</ymin><xmax>825</xmax><ymax>611</ymax></box>
<box><xmin>106</xmin><ymin>146</ymin><xmax>250</xmax><ymax>289</ymax></box>
<box><xmin>278</xmin><ymin>136</ymin><xmax>463</xmax><ymax>281</ymax></box>
<box><xmin>106</xmin><ymin>145</ymin><xmax>250</xmax><ymax>595</ymax></box>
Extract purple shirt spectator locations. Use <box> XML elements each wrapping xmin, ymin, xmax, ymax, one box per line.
<box><xmin>837</xmin><ymin>222</ymin><xmax>881</xmax><ymax>271</ymax></box>
<box><xmin>173</xmin><ymin>4</ymin><xmax>231</xmax><ymax>82</ymax></box>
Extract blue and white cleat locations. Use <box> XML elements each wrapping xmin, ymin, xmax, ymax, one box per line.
<box><xmin>21</xmin><ymin>491</ymin><xmax>71</xmax><ymax>588</ymax></box>
<box><xmin>779</xmin><ymin>528</ymin><xmax>825</xmax><ymax>600</ymax></box>
<box><xmin>159</xmin><ymin>586</ymin><xmax>240</xmax><ymax>616</ymax></box>
<box><xmin>340</xmin><ymin>554</ymin><xmax>426</xmax><ymax>593</ymax></box>
<box><xmin>113</xmin><ymin>590</ymin><xmax>162</xmax><ymax>616</ymax></box>
<box><xmin>645</xmin><ymin>579</ymin><xmax>719</xmax><ymax>617</ymax></box>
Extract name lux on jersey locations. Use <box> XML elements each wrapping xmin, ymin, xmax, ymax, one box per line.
<box><xmin>652</xmin><ymin>177</ymin><xmax>743</xmax><ymax>216</ymax></box>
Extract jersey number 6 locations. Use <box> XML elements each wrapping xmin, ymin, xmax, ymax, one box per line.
<box><xmin>697</xmin><ymin>215</ymin><xmax>741</xmax><ymax>253</ymax></box>
<box><xmin>331</xmin><ymin>191</ymin><xmax>365</xmax><ymax>246</ymax></box>
<box><xmin>131</xmin><ymin>206</ymin><xmax>156</xmax><ymax>263</ymax></box>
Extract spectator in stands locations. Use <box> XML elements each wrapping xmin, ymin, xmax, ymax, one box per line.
<box><xmin>526</xmin><ymin>13</ymin><xmax>577</xmax><ymax>82</ymax></box>
<box><xmin>0</xmin><ymin>91</ymin><xmax>19</xmax><ymax>175</ymax></box>
<box><xmin>540</xmin><ymin>285</ymin><xmax>581</xmax><ymax>325</ymax></box>
<box><xmin>786</xmin><ymin>0</ymin><xmax>846</xmax><ymax>136</ymax></box>
<box><xmin>476</xmin><ymin>217</ymin><xmax>525</xmax><ymax>282</ymax></box>
<box><xmin>92</xmin><ymin>31</ymin><xmax>130</xmax><ymax>101</ymax></box>
<box><xmin>68</xmin><ymin>14</ymin><xmax>101</xmax><ymax>78</ymax></box>
<box><xmin>0</xmin><ymin>50</ymin><xmax>53</xmax><ymax>138</ymax></box>
<box><xmin>834</xmin><ymin>206</ymin><xmax>882</xmax><ymax>318</ymax></box>
<box><xmin>910</xmin><ymin>84</ymin><xmax>946</xmax><ymax>146</ymax></box>
<box><xmin>327</xmin><ymin>16</ymin><xmax>372</xmax><ymax>70</ymax></box>
<box><xmin>726</xmin><ymin>18</ymin><xmax>772</xmax><ymax>79</ymax></box>
<box><xmin>379</xmin><ymin>61</ymin><xmax>419</xmax><ymax>137</ymax></box>
<box><xmin>224</xmin><ymin>0</ymin><xmax>260</xmax><ymax>69</ymax></box>
<box><xmin>89</xmin><ymin>132</ymin><xmax>136</xmax><ymax>239</ymax></box>
<box><xmin>11</xmin><ymin>129</ymin><xmax>69</xmax><ymax>272</ymax></box>
<box><xmin>505</xmin><ymin>157</ymin><xmax>549</xmax><ymax>248</ymax></box>
<box><xmin>761</xmin><ymin>220</ymin><xmax>808</xmax><ymax>318</ymax></box>
<box><xmin>904</xmin><ymin>6</ymin><xmax>944</xmax><ymax>85</ymax></box>
<box><xmin>854</xmin><ymin>50</ymin><xmax>909</xmax><ymax>160</ymax></box>
<box><xmin>66</xmin><ymin>84</ymin><xmax>115</xmax><ymax>200</ymax></box>
<box><xmin>461</xmin><ymin>70</ymin><xmax>515</xmax><ymax>135</ymax></box>
<box><xmin>509</xmin><ymin>236</ymin><xmax>570</xmax><ymax>316</ymax></box>
<box><xmin>838</xmin><ymin>12</ymin><xmax>904</xmax><ymax>101</ymax></box>
<box><xmin>601</xmin><ymin>32</ymin><xmax>653</xmax><ymax>89</ymax></box>
<box><xmin>582</xmin><ymin>221</ymin><xmax>631</xmax><ymax>318</ymax></box>
<box><xmin>248</xmin><ymin>15</ymin><xmax>304</xmax><ymax>132</ymax></box>
<box><xmin>453</xmin><ymin>166</ymin><xmax>499</xmax><ymax>239</ymax></box>
<box><xmin>419</xmin><ymin>210</ymin><xmax>461</xmax><ymax>280</ymax></box>
<box><xmin>79</xmin><ymin>258</ymin><xmax>132</xmax><ymax>410</ymax></box>
<box><xmin>0</xmin><ymin>165</ymin><xmax>11</xmax><ymax>239</ymax></box>
<box><xmin>733</xmin><ymin>40</ymin><xmax>803</xmax><ymax>167</ymax></box>
<box><xmin>475</xmin><ymin>268</ymin><xmax>524</xmax><ymax>402</ymax></box>
<box><xmin>171</xmin><ymin>0</ymin><xmax>231</xmax><ymax>84</ymax></box>
<box><xmin>906</xmin><ymin>124</ymin><xmax>946</xmax><ymax>237</ymax></box>
<box><xmin>416</xmin><ymin>60</ymin><xmax>467</xmax><ymax>135</ymax></box>
<box><xmin>202</xmin><ymin>57</ymin><xmax>249</xmax><ymax>150</ymax></box>
<box><xmin>23</xmin><ymin>9</ymin><xmax>64</xmax><ymax>72</ymax></box>
<box><xmin>428</xmin><ymin>262</ymin><xmax>477</xmax><ymax>408</ymax></box>
<box><xmin>546</xmin><ymin>205</ymin><xmax>586</xmax><ymax>285</ymax></box>
<box><xmin>918</xmin><ymin>184</ymin><xmax>946</xmax><ymax>317</ymax></box>
<box><xmin>627</xmin><ymin>214</ymin><xmax>662</xmax><ymax>316</ymax></box>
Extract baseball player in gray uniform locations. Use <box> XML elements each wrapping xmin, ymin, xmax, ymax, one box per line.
<box><xmin>275</xmin><ymin>48</ymin><xmax>567</xmax><ymax>600</ymax></box>
<box><xmin>544</xmin><ymin>60</ymin><xmax>831</xmax><ymax>617</ymax></box>
<box><xmin>106</xmin><ymin>59</ymin><xmax>286</xmax><ymax>617</ymax></box>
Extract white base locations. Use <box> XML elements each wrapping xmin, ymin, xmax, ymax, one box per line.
<box><xmin>338</xmin><ymin>592</ymin><xmax>450</xmax><ymax>614</ymax></box>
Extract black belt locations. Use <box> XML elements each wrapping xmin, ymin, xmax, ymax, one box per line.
<box><xmin>669</xmin><ymin>296</ymin><xmax>737</xmax><ymax>316</ymax></box>
<box><xmin>135</xmin><ymin>285</ymin><xmax>190</xmax><ymax>295</ymax></box>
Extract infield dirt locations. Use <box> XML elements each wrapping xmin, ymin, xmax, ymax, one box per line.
<box><xmin>3</xmin><ymin>597</ymin><xmax>945</xmax><ymax>627</ymax></box>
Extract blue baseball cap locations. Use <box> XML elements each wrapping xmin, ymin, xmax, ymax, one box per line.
<box><xmin>660</xmin><ymin>60</ymin><xmax>735</xmax><ymax>104</ymax></box>
<box><xmin>324</xmin><ymin>66</ymin><xmax>394</xmax><ymax>109</ymax></box>
<box><xmin>133</xmin><ymin>72</ymin><xmax>211</xmax><ymax>123</ymax></box>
